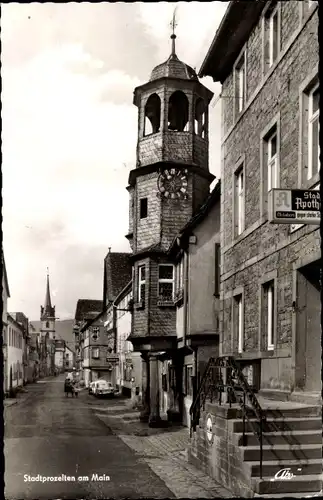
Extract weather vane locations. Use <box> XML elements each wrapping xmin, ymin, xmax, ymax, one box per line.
<box><xmin>170</xmin><ymin>7</ymin><xmax>178</xmax><ymax>55</ymax></box>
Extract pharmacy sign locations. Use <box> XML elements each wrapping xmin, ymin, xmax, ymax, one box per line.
<box><xmin>268</xmin><ymin>188</ymin><xmax>320</xmax><ymax>225</ymax></box>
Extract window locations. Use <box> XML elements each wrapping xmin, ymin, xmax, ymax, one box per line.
<box><xmin>158</xmin><ymin>264</ymin><xmax>175</xmax><ymax>301</ymax></box>
<box><xmin>144</xmin><ymin>93</ymin><xmax>161</xmax><ymax>136</ymax></box>
<box><xmin>194</xmin><ymin>98</ymin><xmax>206</xmax><ymax>138</ymax></box>
<box><xmin>138</xmin><ymin>265</ymin><xmax>146</xmax><ymax>302</ymax></box>
<box><xmin>234</xmin><ymin>166</ymin><xmax>244</xmax><ymax>236</ymax></box>
<box><xmin>140</xmin><ymin>198</ymin><xmax>148</xmax><ymax>219</ymax></box>
<box><xmin>235</xmin><ymin>55</ymin><xmax>245</xmax><ymax>114</ymax></box>
<box><xmin>267</xmin><ymin>130</ymin><xmax>278</xmax><ymax>191</ymax></box>
<box><xmin>184</xmin><ymin>366</ymin><xmax>193</xmax><ymax>397</ymax></box>
<box><xmin>263</xmin><ymin>281</ymin><xmax>275</xmax><ymax>350</ymax></box>
<box><xmin>214</xmin><ymin>243</ymin><xmax>220</xmax><ymax>297</ymax></box>
<box><xmin>168</xmin><ymin>91</ymin><xmax>189</xmax><ymax>132</ymax></box>
<box><xmin>234</xmin><ymin>294</ymin><xmax>244</xmax><ymax>353</ymax></box>
<box><xmin>92</xmin><ymin>348</ymin><xmax>99</xmax><ymax>359</ymax></box>
<box><xmin>46</xmin><ymin>321</ymin><xmax>49</xmax><ymax>328</ymax></box>
<box><xmin>92</xmin><ymin>327</ymin><xmax>99</xmax><ymax>340</ymax></box>
<box><xmin>264</xmin><ymin>3</ymin><xmax>279</xmax><ymax>71</ymax></box>
<box><xmin>176</xmin><ymin>258</ymin><xmax>184</xmax><ymax>294</ymax></box>
<box><xmin>308</xmin><ymin>84</ymin><xmax>320</xmax><ymax>180</ymax></box>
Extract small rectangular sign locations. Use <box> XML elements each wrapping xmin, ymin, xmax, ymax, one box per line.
<box><xmin>268</xmin><ymin>188</ymin><xmax>320</xmax><ymax>225</ymax></box>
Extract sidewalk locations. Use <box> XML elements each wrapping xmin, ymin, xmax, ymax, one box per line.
<box><xmin>89</xmin><ymin>397</ymin><xmax>233</xmax><ymax>498</ymax></box>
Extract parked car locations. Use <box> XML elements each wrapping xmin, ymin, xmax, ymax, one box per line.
<box><xmin>93</xmin><ymin>380</ymin><xmax>116</xmax><ymax>398</ymax></box>
<box><xmin>88</xmin><ymin>381</ymin><xmax>96</xmax><ymax>395</ymax></box>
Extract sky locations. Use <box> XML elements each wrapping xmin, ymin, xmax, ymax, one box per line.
<box><xmin>2</xmin><ymin>1</ymin><xmax>228</xmax><ymax>321</ymax></box>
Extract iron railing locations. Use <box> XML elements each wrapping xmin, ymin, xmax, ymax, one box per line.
<box><xmin>190</xmin><ymin>356</ymin><xmax>267</xmax><ymax>478</ymax></box>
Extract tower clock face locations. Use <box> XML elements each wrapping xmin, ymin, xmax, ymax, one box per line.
<box><xmin>157</xmin><ymin>168</ymin><xmax>188</xmax><ymax>199</ymax></box>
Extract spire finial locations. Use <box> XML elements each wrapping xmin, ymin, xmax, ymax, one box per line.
<box><xmin>47</xmin><ymin>266</ymin><xmax>49</xmax><ymax>277</ymax></box>
<box><xmin>170</xmin><ymin>7</ymin><xmax>178</xmax><ymax>56</ymax></box>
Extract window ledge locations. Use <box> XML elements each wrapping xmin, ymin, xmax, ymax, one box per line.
<box><xmin>134</xmin><ymin>301</ymin><xmax>145</xmax><ymax>310</ymax></box>
<box><xmin>157</xmin><ymin>300</ymin><xmax>176</xmax><ymax>308</ymax></box>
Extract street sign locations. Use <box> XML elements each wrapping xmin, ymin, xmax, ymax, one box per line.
<box><xmin>268</xmin><ymin>188</ymin><xmax>320</xmax><ymax>225</ymax></box>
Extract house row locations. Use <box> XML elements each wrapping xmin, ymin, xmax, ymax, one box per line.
<box><xmin>73</xmin><ymin>1</ymin><xmax>320</xmax><ymax>495</ymax></box>
<box><xmin>73</xmin><ymin>252</ymin><xmax>142</xmax><ymax>400</ymax></box>
<box><xmin>2</xmin><ymin>258</ymin><xmax>75</xmax><ymax>396</ymax></box>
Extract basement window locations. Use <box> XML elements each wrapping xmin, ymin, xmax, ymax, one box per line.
<box><xmin>140</xmin><ymin>198</ymin><xmax>148</xmax><ymax>219</ymax></box>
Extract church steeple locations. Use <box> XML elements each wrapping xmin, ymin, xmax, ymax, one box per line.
<box><xmin>41</xmin><ymin>269</ymin><xmax>55</xmax><ymax>322</ymax></box>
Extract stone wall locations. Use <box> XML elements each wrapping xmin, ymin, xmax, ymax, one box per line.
<box><xmin>218</xmin><ymin>4</ymin><xmax>319</xmax><ymax>386</ymax></box>
<box><xmin>188</xmin><ymin>402</ymin><xmax>254</xmax><ymax>498</ymax></box>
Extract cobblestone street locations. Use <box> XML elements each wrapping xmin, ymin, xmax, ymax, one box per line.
<box><xmin>5</xmin><ymin>376</ymin><xmax>232</xmax><ymax>499</ymax></box>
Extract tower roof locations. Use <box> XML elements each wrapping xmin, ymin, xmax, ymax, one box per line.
<box><xmin>149</xmin><ymin>53</ymin><xmax>198</xmax><ymax>82</ymax></box>
<box><xmin>41</xmin><ymin>270</ymin><xmax>55</xmax><ymax>320</ymax></box>
<box><xmin>44</xmin><ymin>274</ymin><xmax>52</xmax><ymax>310</ymax></box>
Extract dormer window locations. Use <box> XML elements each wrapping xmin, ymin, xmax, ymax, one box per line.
<box><xmin>168</xmin><ymin>91</ymin><xmax>189</xmax><ymax>132</ymax></box>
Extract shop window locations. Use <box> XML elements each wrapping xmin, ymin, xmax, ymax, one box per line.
<box><xmin>144</xmin><ymin>93</ymin><xmax>161</xmax><ymax>136</ymax></box>
<box><xmin>168</xmin><ymin>91</ymin><xmax>189</xmax><ymax>131</ymax></box>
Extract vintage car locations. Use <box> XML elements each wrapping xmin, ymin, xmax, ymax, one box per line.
<box><xmin>93</xmin><ymin>380</ymin><xmax>116</xmax><ymax>397</ymax></box>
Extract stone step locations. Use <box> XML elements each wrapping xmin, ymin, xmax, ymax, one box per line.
<box><xmin>243</xmin><ymin>444</ymin><xmax>322</xmax><ymax>462</ymax></box>
<box><xmin>237</xmin><ymin>430</ymin><xmax>322</xmax><ymax>447</ymax></box>
<box><xmin>254</xmin><ymin>490</ymin><xmax>322</xmax><ymax>498</ymax></box>
<box><xmin>263</xmin><ymin>407</ymin><xmax>321</xmax><ymax>419</ymax></box>
<box><xmin>232</xmin><ymin>417</ymin><xmax>322</xmax><ymax>433</ymax></box>
<box><xmin>252</xmin><ymin>474</ymin><xmax>323</xmax><ymax>495</ymax></box>
<box><xmin>245</xmin><ymin>458</ymin><xmax>323</xmax><ymax>478</ymax></box>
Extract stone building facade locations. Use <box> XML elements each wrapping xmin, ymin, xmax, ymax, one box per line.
<box><xmin>199</xmin><ymin>1</ymin><xmax>320</xmax><ymax>402</ymax></box>
<box><xmin>127</xmin><ymin>35</ymin><xmax>215</xmax><ymax>426</ymax></box>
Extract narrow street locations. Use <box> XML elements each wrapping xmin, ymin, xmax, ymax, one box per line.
<box><xmin>4</xmin><ymin>375</ymin><xmax>232</xmax><ymax>500</ymax></box>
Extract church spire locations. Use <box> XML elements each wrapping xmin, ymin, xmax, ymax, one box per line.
<box><xmin>44</xmin><ymin>268</ymin><xmax>52</xmax><ymax>310</ymax></box>
<box><xmin>41</xmin><ymin>268</ymin><xmax>55</xmax><ymax>320</ymax></box>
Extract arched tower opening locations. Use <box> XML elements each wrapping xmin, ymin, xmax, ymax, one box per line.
<box><xmin>168</xmin><ymin>91</ymin><xmax>189</xmax><ymax>132</ymax></box>
<box><xmin>194</xmin><ymin>97</ymin><xmax>206</xmax><ymax>138</ymax></box>
<box><xmin>144</xmin><ymin>93</ymin><xmax>161</xmax><ymax>136</ymax></box>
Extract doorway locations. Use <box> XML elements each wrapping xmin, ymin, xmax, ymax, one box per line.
<box><xmin>295</xmin><ymin>260</ymin><xmax>321</xmax><ymax>392</ymax></box>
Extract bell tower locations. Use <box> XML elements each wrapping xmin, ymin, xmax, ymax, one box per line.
<box><xmin>127</xmin><ymin>27</ymin><xmax>214</xmax><ymax>255</ymax></box>
<box><xmin>40</xmin><ymin>269</ymin><xmax>56</xmax><ymax>340</ymax></box>
<box><xmin>127</xmin><ymin>22</ymin><xmax>215</xmax><ymax>426</ymax></box>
